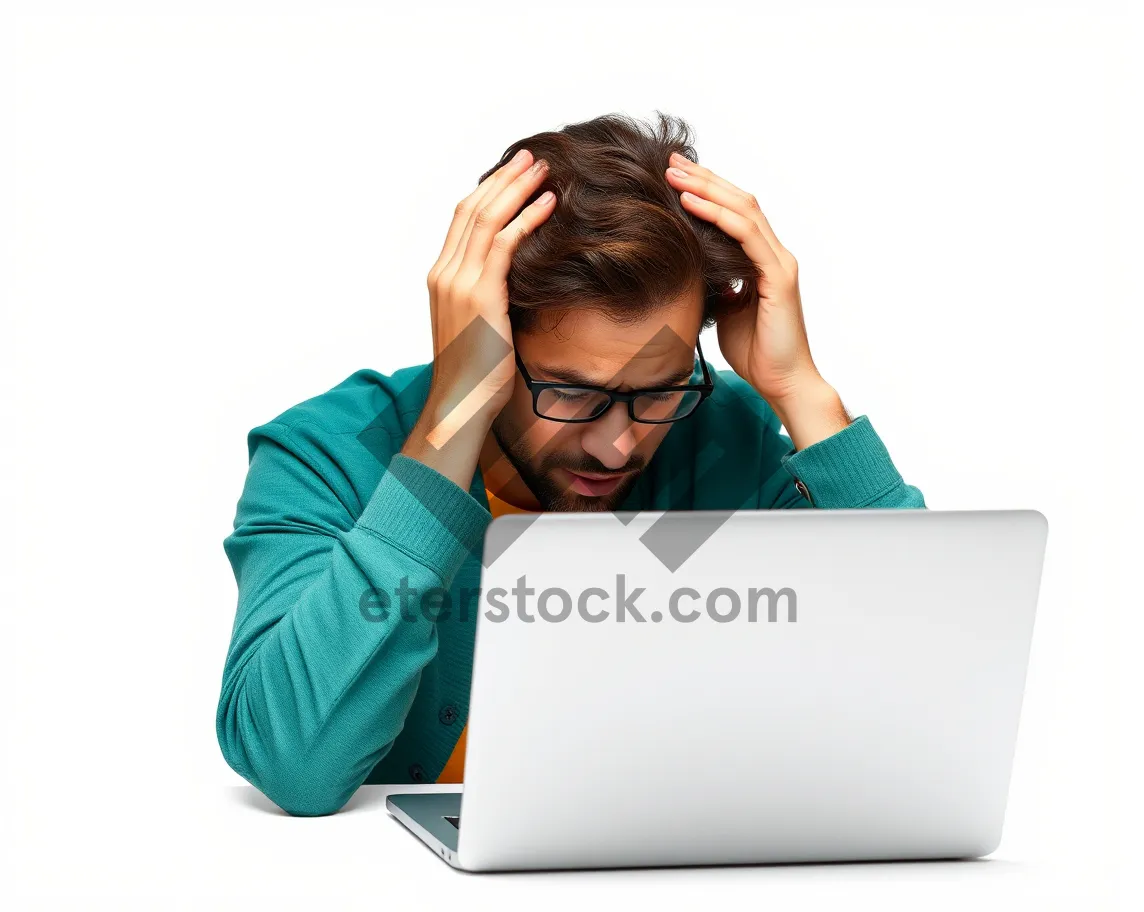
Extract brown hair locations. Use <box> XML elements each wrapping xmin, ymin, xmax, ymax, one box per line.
<box><xmin>478</xmin><ymin>110</ymin><xmax>757</xmax><ymax>334</ymax></box>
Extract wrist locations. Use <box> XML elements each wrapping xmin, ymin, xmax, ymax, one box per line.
<box><xmin>402</xmin><ymin>391</ymin><xmax>496</xmax><ymax>492</ymax></box>
<box><xmin>420</xmin><ymin>386</ymin><xmax>499</xmax><ymax>448</ymax></box>
<box><xmin>767</xmin><ymin>375</ymin><xmax>851</xmax><ymax>451</ymax></box>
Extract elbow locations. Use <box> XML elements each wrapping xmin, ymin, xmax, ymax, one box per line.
<box><xmin>260</xmin><ymin>773</ymin><xmax>353</xmax><ymax>818</ymax></box>
<box><xmin>216</xmin><ymin>681</ymin><xmax>354</xmax><ymax>818</ymax></box>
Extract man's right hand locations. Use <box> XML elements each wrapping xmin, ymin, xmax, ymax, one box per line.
<box><xmin>401</xmin><ymin>148</ymin><xmax>555</xmax><ymax>489</ymax></box>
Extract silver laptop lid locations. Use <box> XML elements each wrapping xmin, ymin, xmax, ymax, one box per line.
<box><xmin>457</xmin><ymin>509</ymin><xmax>1048</xmax><ymax>871</ymax></box>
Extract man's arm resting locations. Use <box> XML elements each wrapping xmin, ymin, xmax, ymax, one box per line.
<box><xmin>216</xmin><ymin>423</ymin><xmax>489</xmax><ymax>816</ymax></box>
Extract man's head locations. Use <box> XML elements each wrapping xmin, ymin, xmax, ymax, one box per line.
<box><xmin>478</xmin><ymin>111</ymin><xmax>756</xmax><ymax>511</ymax></box>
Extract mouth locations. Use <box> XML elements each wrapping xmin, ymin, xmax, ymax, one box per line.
<box><xmin>562</xmin><ymin>468</ymin><xmax>631</xmax><ymax>498</ymax></box>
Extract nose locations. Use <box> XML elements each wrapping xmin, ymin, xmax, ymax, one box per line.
<box><xmin>578</xmin><ymin>400</ymin><xmax>638</xmax><ymax>470</ymax></box>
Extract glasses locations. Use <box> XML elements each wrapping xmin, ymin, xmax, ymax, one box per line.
<box><xmin>515</xmin><ymin>338</ymin><xmax>715</xmax><ymax>424</ymax></box>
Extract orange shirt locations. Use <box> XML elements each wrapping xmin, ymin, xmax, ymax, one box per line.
<box><xmin>436</xmin><ymin>488</ymin><xmax>539</xmax><ymax>784</ymax></box>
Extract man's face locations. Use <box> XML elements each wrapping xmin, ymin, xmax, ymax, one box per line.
<box><xmin>490</xmin><ymin>288</ymin><xmax>705</xmax><ymax>512</ymax></box>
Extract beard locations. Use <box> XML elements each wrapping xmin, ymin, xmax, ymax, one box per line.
<box><xmin>490</xmin><ymin>413</ymin><xmax>646</xmax><ymax>513</ymax></box>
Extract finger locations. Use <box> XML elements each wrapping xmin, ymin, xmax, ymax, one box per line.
<box><xmin>475</xmin><ymin>188</ymin><xmax>557</xmax><ymax>292</ymax></box>
<box><xmin>457</xmin><ymin>158</ymin><xmax>550</xmax><ymax>276</ymax></box>
<box><xmin>443</xmin><ymin>152</ymin><xmax>541</xmax><ymax>281</ymax></box>
<box><xmin>429</xmin><ymin>150</ymin><xmax>535</xmax><ymax>349</ymax></box>
<box><xmin>433</xmin><ymin>148</ymin><xmax>534</xmax><ymax>276</ymax></box>
<box><xmin>668</xmin><ymin>153</ymin><xmax>785</xmax><ymax>254</ymax></box>
<box><xmin>470</xmin><ymin>190</ymin><xmax>556</xmax><ymax>348</ymax></box>
<box><xmin>670</xmin><ymin>151</ymin><xmax>742</xmax><ymax>195</ymax></box>
<box><xmin>679</xmin><ymin>190</ymin><xmax>782</xmax><ymax>271</ymax></box>
<box><xmin>667</xmin><ymin>164</ymin><xmax>781</xmax><ymax>263</ymax></box>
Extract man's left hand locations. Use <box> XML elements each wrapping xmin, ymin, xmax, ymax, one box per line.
<box><xmin>665</xmin><ymin>152</ymin><xmax>850</xmax><ymax>450</ymax></box>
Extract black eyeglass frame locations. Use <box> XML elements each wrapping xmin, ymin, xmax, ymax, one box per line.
<box><xmin>514</xmin><ymin>338</ymin><xmax>715</xmax><ymax>425</ymax></box>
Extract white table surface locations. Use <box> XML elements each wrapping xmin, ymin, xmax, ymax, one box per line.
<box><xmin>51</xmin><ymin>781</ymin><xmax>1103</xmax><ymax>912</ymax></box>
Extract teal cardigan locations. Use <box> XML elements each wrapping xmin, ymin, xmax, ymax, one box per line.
<box><xmin>217</xmin><ymin>362</ymin><xmax>925</xmax><ymax>815</ymax></box>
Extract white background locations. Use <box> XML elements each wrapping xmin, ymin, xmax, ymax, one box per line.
<box><xmin>1</xmin><ymin>0</ymin><xmax>1140</xmax><ymax>908</ymax></box>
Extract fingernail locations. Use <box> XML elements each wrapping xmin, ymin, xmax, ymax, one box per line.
<box><xmin>669</xmin><ymin>167</ymin><xmax>689</xmax><ymax>179</ymax></box>
<box><xmin>513</xmin><ymin>149</ymin><xmax>530</xmax><ymax>164</ymax></box>
<box><xmin>672</xmin><ymin>152</ymin><xmax>693</xmax><ymax>164</ymax></box>
<box><xmin>530</xmin><ymin>158</ymin><xmax>548</xmax><ymax>173</ymax></box>
<box><xmin>536</xmin><ymin>190</ymin><xmax>554</xmax><ymax>205</ymax></box>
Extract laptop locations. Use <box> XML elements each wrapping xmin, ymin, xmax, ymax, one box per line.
<box><xmin>386</xmin><ymin>508</ymin><xmax>1048</xmax><ymax>872</ymax></box>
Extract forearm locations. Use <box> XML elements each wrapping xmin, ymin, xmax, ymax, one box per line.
<box><xmin>218</xmin><ymin>441</ymin><xmax>491</xmax><ymax>816</ymax></box>
<box><xmin>773</xmin><ymin>413</ymin><xmax>926</xmax><ymax>509</ymax></box>
<box><xmin>749</xmin><ymin>370</ymin><xmax>925</xmax><ymax>510</ymax></box>
<box><xmin>400</xmin><ymin>389</ymin><xmax>496</xmax><ymax>493</ymax></box>
<box><xmin>768</xmin><ymin>375</ymin><xmax>851</xmax><ymax>452</ymax></box>
<box><xmin>217</xmin><ymin>532</ymin><xmax>441</xmax><ymax>816</ymax></box>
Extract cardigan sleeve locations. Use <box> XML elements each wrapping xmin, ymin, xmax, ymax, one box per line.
<box><xmin>760</xmin><ymin>415</ymin><xmax>926</xmax><ymax>510</ymax></box>
<box><xmin>216</xmin><ymin>420</ymin><xmax>490</xmax><ymax>816</ymax></box>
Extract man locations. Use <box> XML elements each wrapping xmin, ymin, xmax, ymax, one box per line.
<box><xmin>216</xmin><ymin>112</ymin><xmax>925</xmax><ymax>817</ymax></box>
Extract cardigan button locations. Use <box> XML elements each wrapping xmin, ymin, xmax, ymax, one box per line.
<box><xmin>794</xmin><ymin>479</ymin><xmax>813</xmax><ymax>504</ymax></box>
<box><xmin>438</xmin><ymin>703</ymin><xmax>459</xmax><ymax>726</ymax></box>
<box><xmin>408</xmin><ymin>763</ymin><xmax>426</xmax><ymax>783</ymax></box>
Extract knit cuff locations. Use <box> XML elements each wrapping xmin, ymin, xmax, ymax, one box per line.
<box><xmin>356</xmin><ymin>454</ymin><xmax>491</xmax><ymax>582</ymax></box>
<box><xmin>780</xmin><ymin>415</ymin><xmax>904</xmax><ymax>508</ymax></box>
